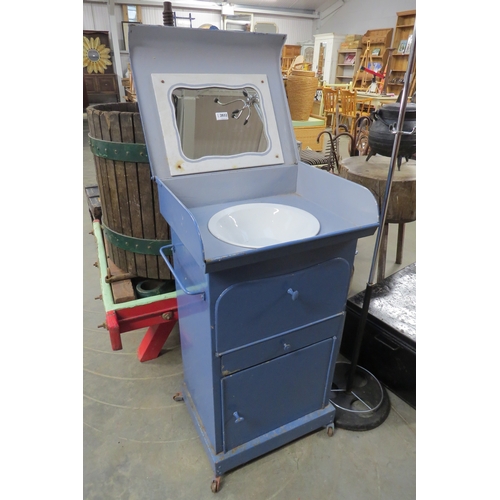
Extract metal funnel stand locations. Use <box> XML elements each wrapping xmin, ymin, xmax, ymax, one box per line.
<box><xmin>330</xmin><ymin>26</ymin><xmax>417</xmax><ymax>431</ymax></box>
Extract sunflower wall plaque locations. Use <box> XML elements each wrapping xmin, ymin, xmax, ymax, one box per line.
<box><xmin>84</xmin><ymin>36</ymin><xmax>112</xmax><ymax>74</ymax></box>
<box><xmin>83</xmin><ymin>31</ymin><xmax>119</xmax><ymax>103</ymax></box>
<box><xmin>83</xmin><ymin>31</ymin><xmax>114</xmax><ymax>75</ymax></box>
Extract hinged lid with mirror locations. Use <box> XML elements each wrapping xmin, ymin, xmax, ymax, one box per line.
<box><xmin>129</xmin><ymin>25</ymin><xmax>379</xmax><ymax>268</ymax></box>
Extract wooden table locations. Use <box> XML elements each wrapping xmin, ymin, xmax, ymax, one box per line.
<box><xmin>338</xmin><ymin>155</ymin><xmax>416</xmax><ymax>282</ymax></box>
<box><xmin>356</xmin><ymin>92</ymin><xmax>398</xmax><ymax>110</ymax></box>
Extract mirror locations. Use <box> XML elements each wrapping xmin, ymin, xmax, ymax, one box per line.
<box><xmin>223</xmin><ymin>12</ymin><xmax>253</xmax><ymax>31</ymax></box>
<box><xmin>317</xmin><ymin>42</ymin><xmax>326</xmax><ymax>82</ymax></box>
<box><xmin>151</xmin><ymin>73</ymin><xmax>284</xmax><ymax>176</ymax></box>
<box><xmin>171</xmin><ymin>86</ymin><xmax>268</xmax><ymax>160</ymax></box>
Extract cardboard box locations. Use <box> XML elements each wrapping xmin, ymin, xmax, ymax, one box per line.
<box><xmin>340</xmin><ymin>41</ymin><xmax>361</xmax><ymax>50</ymax></box>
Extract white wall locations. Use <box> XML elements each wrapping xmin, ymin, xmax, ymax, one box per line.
<box><xmin>251</xmin><ymin>15</ymin><xmax>314</xmax><ymax>45</ymax></box>
<box><xmin>83</xmin><ymin>1</ymin><xmax>110</xmax><ymax>31</ymax></box>
<box><xmin>83</xmin><ymin>1</ymin><xmax>315</xmax><ymax>77</ymax></box>
<box><xmin>82</xmin><ymin>0</ymin><xmax>416</xmax><ymax>78</ymax></box>
<box><xmin>316</xmin><ymin>0</ymin><xmax>416</xmax><ymax>36</ymax></box>
<box><xmin>82</xmin><ymin>2</ymin><xmax>315</xmax><ymax>45</ymax></box>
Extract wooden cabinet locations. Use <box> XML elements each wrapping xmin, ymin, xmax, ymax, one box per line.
<box><xmin>84</xmin><ymin>74</ymin><xmax>119</xmax><ymax>103</ymax></box>
<box><xmin>281</xmin><ymin>44</ymin><xmax>302</xmax><ymax>75</ymax></box>
<box><xmin>386</xmin><ymin>10</ymin><xmax>416</xmax><ymax>96</ymax></box>
<box><xmin>313</xmin><ymin>33</ymin><xmax>346</xmax><ymax>85</ymax></box>
<box><xmin>335</xmin><ymin>49</ymin><xmax>362</xmax><ymax>86</ymax></box>
<box><xmin>292</xmin><ymin>116</ymin><xmax>326</xmax><ymax>151</ymax></box>
<box><xmin>354</xmin><ymin>28</ymin><xmax>393</xmax><ymax>90</ymax></box>
<box><xmin>84</xmin><ymin>74</ymin><xmax>118</xmax><ymax>94</ymax></box>
<box><xmin>83</xmin><ymin>30</ymin><xmax>120</xmax><ymax>103</ymax></box>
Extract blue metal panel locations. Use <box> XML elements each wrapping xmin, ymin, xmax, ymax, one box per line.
<box><xmin>181</xmin><ymin>379</ymin><xmax>335</xmax><ymax>477</ymax></box>
<box><xmin>156</xmin><ymin>181</ymin><xmax>205</xmax><ymax>266</ymax></box>
<box><xmin>296</xmin><ymin>163</ymin><xmax>380</xmax><ymax>227</ymax></box>
<box><xmin>129</xmin><ymin>25</ymin><xmax>298</xmax><ymax>179</ymax></box>
<box><xmin>220</xmin><ymin>313</ymin><xmax>344</xmax><ymax>375</ymax></box>
<box><xmin>221</xmin><ymin>338</ymin><xmax>334</xmax><ymax>452</ymax></box>
<box><xmin>162</xmin><ymin>164</ymin><xmax>298</xmax><ymax>208</ymax></box>
<box><xmin>170</xmin><ymin>230</ymin><xmax>218</xmax><ymax>449</ymax></box>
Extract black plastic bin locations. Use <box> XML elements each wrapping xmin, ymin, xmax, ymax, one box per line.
<box><xmin>340</xmin><ymin>263</ymin><xmax>416</xmax><ymax>408</ymax></box>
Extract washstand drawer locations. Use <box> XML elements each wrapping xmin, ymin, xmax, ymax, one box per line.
<box><xmin>220</xmin><ymin>313</ymin><xmax>344</xmax><ymax>376</ymax></box>
<box><xmin>221</xmin><ymin>338</ymin><xmax>334</xmax><ymax>452</ymax></box>
<box><xmin>215</xmin><ymin>257</ymin><xmax>351</xmax><ymax>354</ymax></box>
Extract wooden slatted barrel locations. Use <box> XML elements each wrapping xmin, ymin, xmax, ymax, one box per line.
<box><xmin>87</xmin><ymin>102</ymin><xmax>171</xmax><ymax>280</ymax></box>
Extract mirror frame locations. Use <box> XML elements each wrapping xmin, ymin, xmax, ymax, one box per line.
<box><xmin>151</xmin><ymin>73</ymin><xmax>284</xmax><ymax>177</ymax></box>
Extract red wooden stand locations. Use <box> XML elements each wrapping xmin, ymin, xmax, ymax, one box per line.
<box><xmin>105</xmin><ymin>297</ymin><xmax>178</xmax><ymax>362</ymax></box>
<box><xmin>92</xmin><ymin>219</ymin><xmax>179</xmax><ymax>362</ymax></box>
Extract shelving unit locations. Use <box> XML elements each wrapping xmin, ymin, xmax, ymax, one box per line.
<box><xmin>386</xmin><ymin>10</ymin><xmax>416</xmax><ymax>96</ymax></box>
<box><xmin>335</xmin><ymin>48</ymin><xmax>362</xmax><ymax>87</ymax></box>
<box><xmin>354</xmin><ymin>28</ymin><xmax>393</xmax><ymax>90</ymax></box>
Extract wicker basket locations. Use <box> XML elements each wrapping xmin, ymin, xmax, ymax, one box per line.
<box><xmin>286</xmin><ymin>70</ymin><xmax>318</xmax><ymax>121</ymax></box>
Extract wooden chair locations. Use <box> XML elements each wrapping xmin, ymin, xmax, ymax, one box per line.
<box><xmin>338</xmin><ymin>89</ymin><xmax>373</xmax><ymax>136</ymax></box>
<box><xmin>310</xmin><ymin>115</ymin><xmax>372</xmax><ymax>174</ymax></box>
<box><xmin>322</xmin><ymin>87</ymin><xmax>338</xmax><ymax>128</ymax></box>
<box><xmin>321</xmin><ymin>84</ymin><xmax>350</xmax><ymax>131</ymax></box>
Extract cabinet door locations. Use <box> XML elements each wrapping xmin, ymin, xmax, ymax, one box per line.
<box><xmin>215</xmin><ymin>257</ymin><xmax>350</xmax><ymax>354</ymax></box>
<box><xmin>221</xmin><ymin>338</ymin><xmax>334</xmax><ymax>452</ymax></box>
<box><xmin>97</xmin><ymin>75</ymin><xmax>118</xmax><ymax>93</ymax></box>
<box><xmin>83</xmin><ymin>75</ymin><xmax>97</xmax><ymax>92</ymax></box>
<box><xmin>84</xmin><ymin>74</ymin><xmax>118</xmax><ymax>96</ymax></box>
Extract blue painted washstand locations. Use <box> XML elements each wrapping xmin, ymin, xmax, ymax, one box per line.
<box><xmin>129</xmin><ymin>25</ymin><xmax>379</xmax><ymax>493</ymax></box>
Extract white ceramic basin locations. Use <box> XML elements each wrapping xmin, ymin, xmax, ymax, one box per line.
<box><xmin>208</xmin><ymin>203</ymin><xmax>320</xmax><ymax>249</ymax></box>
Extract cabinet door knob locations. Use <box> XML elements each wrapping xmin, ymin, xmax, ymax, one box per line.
<box><xmin>287</xmin><ymin>288</ymin><xmax>299</xmax><ymax>300</ymax></box>
<box><xmin>233</xmin><ymin>411</ymin><xmax>244</xmax><ymax>423</ymax></box>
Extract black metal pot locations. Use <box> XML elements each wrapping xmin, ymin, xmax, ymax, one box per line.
<box><xmin>366</xmin><ymin>102</ymin><xmax>416</xmax><ymax>168</ymax></box>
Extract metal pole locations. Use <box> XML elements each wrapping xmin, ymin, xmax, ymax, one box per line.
<box><xmin>346</xmin><ymin>24</ymin><xmax>417</xmax><ymax>392</ymax></box>
<box><xmin>107</xmin><ymin>0</ymin><xmax>125</xmax><ymax>102</ymax></box>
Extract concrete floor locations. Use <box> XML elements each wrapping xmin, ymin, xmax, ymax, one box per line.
<box><xmin>83</xmin><ymin>113</ymin><xmax>416</xmax><ymax>499</ymax></box>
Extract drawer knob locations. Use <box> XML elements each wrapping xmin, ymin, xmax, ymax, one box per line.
<box><xmin>287</xmin><ymin>288</ymin><xmax>299</xmax><ymax>300</ymax></box>
<box><xmin>233</xmin><ymin>411</ymin><xmax>244</xmax><ymax>423</ymax></box>
<box><xmin>283</xmin><ymin>341</ymin><xmax>291</xmax><ymax>351</ymax></box>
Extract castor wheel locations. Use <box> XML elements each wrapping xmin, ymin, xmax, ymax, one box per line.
<box><xmin>211</xmin><ymin>477</ymin><xmax>221</xmax><ymax>493</ymax></box>
<box><xmin>172</xmin><ymin>392</ymin><xmax>184</xmax><ymax>402</ymax></box>
<box><xmin>326</xmin><ymin>424</ymin><xmax>334</xmax><ymax>437</ymax></box>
